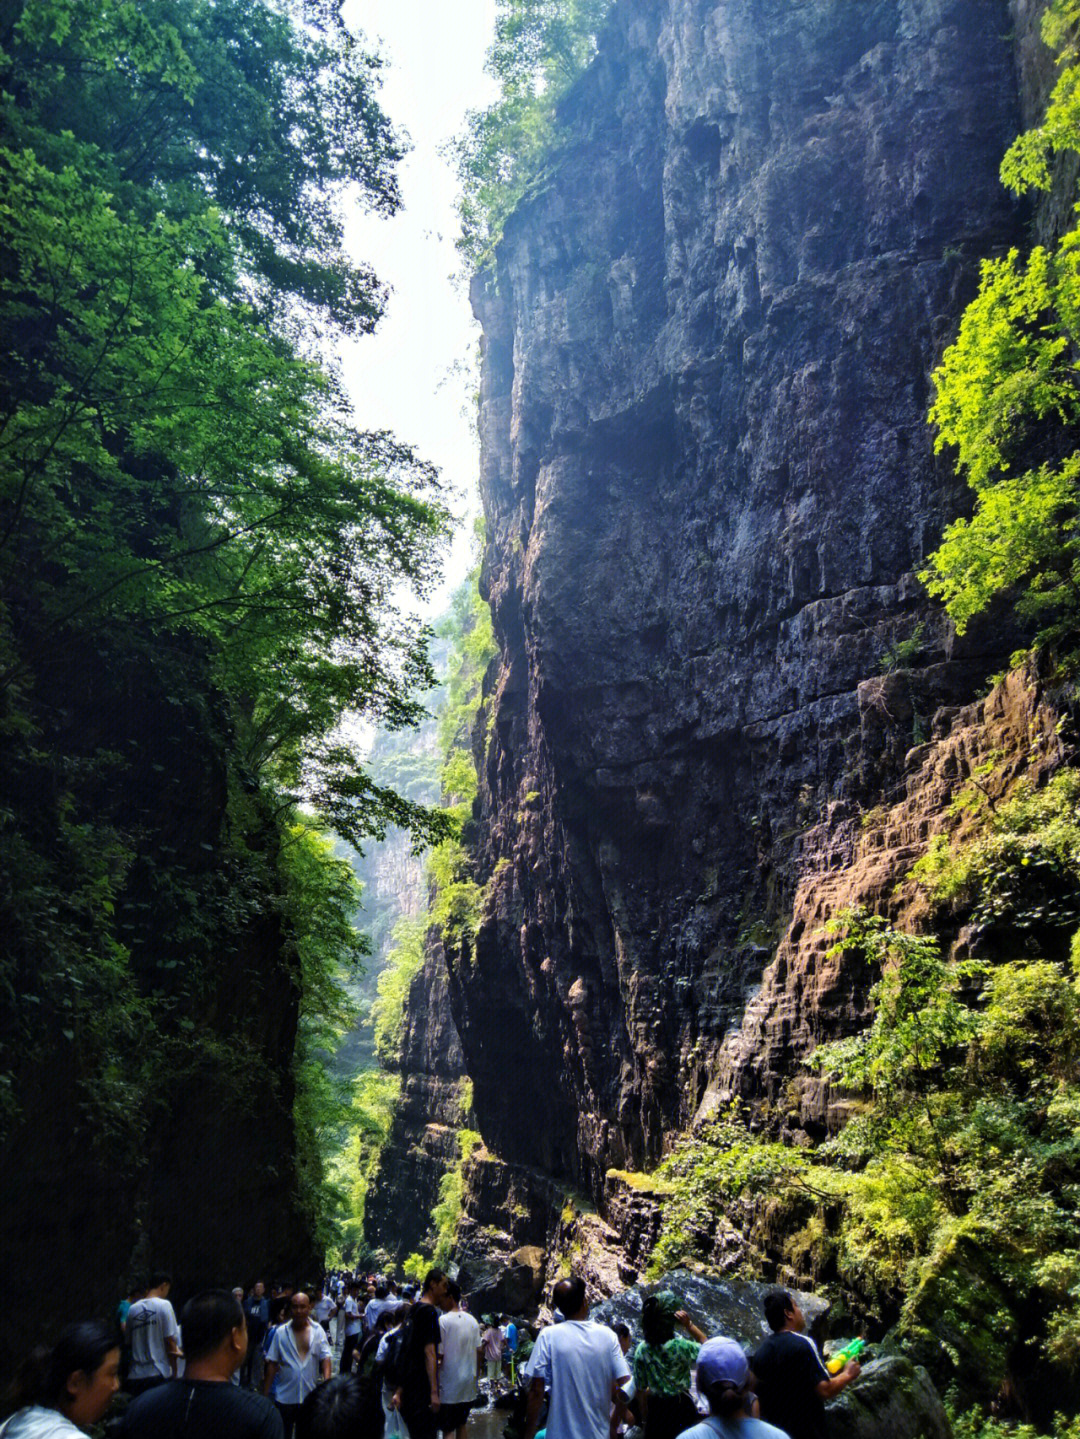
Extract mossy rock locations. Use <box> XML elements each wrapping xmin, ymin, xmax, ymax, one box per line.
<box><xmin>891</xmin><ymin>1228</ymin><xmax>1015</xmax><ymax>1409</ymax></box>
<box><xmin>826</xmin><ymin>1356</ymin><xmax>949</xmax><ymax>1439</ymax></box>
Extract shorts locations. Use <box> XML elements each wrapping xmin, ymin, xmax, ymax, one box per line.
<box><xmin>439</xmin><ymin>1402</ymin><xmax>474</xmax><ymax>1432</ymax></box>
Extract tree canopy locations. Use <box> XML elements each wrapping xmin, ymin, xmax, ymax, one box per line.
<box><xmin>450</xmin><ymin>0</ymin><xmax>611</xmax><ymax>270</ymax></box>
<box><xmin>923</xmin><ymin>0</ymin><xmax>1080</xmax><ymax>661</ymax></box>
<box><xmin>0</xmin><ymin>0</ymin><xmax>453</xmax><ymax>1268</ymax></box>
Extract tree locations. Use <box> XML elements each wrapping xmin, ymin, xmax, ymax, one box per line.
<box><xmin>450</xmin><ymin>0</ymin><xmax>612</xmax><ymax>270</ymax></box>
<box><xmin>923</xmin><ymin>0</ymin><xmax>1080</xmax><ymax>660</ymax></box>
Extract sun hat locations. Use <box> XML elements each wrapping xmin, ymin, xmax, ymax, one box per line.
<box><xmin>696</xmin><ymin>1337</ymin><xmax>749</xmax><ymax>1389</ymax></box>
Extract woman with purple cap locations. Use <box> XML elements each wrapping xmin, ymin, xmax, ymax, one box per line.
<box><xmin>677</xmin><ymin>1338</ymin><xmax>788</xmax><ymax>1439</ymax></box>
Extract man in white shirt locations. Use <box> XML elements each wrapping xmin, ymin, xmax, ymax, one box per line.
<box><xmin>125</xmin><ymin>1271</ymin><xmax>182</xmax><ymax>1396</ymax></box>
<box><xmin>523</xmin><ymin>1277</ymin><xmax>630</xmax><ymax>1439</ymax></box>
<box><xmin>438</xmin><ymin>1279</ymin><xmax>482</xmax><ymax>1439</ymax></box>
<box><xmin>263</xmin><ymin>1290</ymin><xmax>332</xmax><ymax>1439</ymax></box>
<box><xmin>340</xmin><ymin>1282</ymin><xmax>363</xmax><ymax>1375</ymax></box>
<box><xmin>311</xmin><ymin>1286</ymin><xmax>336</xmax><ymax>1333</ymax></box>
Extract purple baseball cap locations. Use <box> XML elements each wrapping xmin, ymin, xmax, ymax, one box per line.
<box><xmin>696</xmin><ymin>1337</ymin><xmax>749</xmax><ymax>1389</ymax></box>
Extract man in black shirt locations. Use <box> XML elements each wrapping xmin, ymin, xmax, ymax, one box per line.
<box><xmin>391</xmin><ymin>1268</ymin><xmax>449</xmax><ymax>1439</ymax></box>
<box><xmin>118</xmin><ymin>1289</ymin><xmax>283</xmax><ymax>1438</ymax></box>
<box><xmin>750</xmin><ymin>1288</ymin><xmax>860</xmax><ymax>1439</ymax></box>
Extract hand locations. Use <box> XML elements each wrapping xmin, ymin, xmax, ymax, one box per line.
<box><xmin>430</xmin><ymin>1394</ymin><xmax>441</xmax><ymax>1411</ymax></box>
<box><xmin>844</xmin><ymin>1361</ymin><xmax>861</xmax><ymax>1380</ymax></box>
<box><xmin>674</xmin><ymin>1311</ymin><xmax>691</xmax><ymax>1328</ymax></box>
<box><xmin>391</xmin><ymin>1390</ymin><xmax>403</xmax><ymax>1412</ymax></box>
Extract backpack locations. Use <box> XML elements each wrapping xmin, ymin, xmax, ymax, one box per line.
<box><xmin>380</xmin><ymin>1312</ymin><xmax>416</xmax><ymax>1390</ymax></box>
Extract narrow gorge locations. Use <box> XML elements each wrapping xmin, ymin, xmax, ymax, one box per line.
<box><xmin>365</xmin><ymin>0</ymin><xmax>1080</xmax><ymax>1416</ymax></box>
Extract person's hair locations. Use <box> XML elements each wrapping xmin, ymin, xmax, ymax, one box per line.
<box><xmin>180</xmin><ymin>1291</ymin><xmax>244</xmax><ymax>1364</ymax></box>
<box><xmin>374</xmin><ymin>1284</ymin><xmax>388</xmax><ymax>1300</ymax></box>
<box><xmin>7</xmin><ymin>1323</ymin><xmax>117</xmax><ymax>1411</ymax></box>
<box><xmin>445</xmin><ymin>1279</ymin><xmax>461</xmax><ymax>1305</ymax></box>
<box><xmin>552</xmin><ymin>1277</ymin><xmax>586</xmax><ymax>1318</ymax></box>
<box><xmin>148</xmin><ymin>1271</ymin><xmax>172</xmax><ymax>1290</ymax></box>
<box><xmin>303</xmin><ymin>1374</ymin><xmax>364</xmax><ymax>1437</ymax></box>
<box><xmin>641</xmin><ymin>1295</ymin><xmax>676</xmax><ymax>1348</ymax></box>
<box><xmin>375</xmin><ymin>1309</ymin><xmax>397</xmax><ymax>1332</ymax></box>
<box><xmin>391</xmin><ymin>1303</ymin><xmax>412</xmax><ymax>1324</ymax></box>
<box><xmin>763</xmin><ymin>1288</ymin><xmax>794</xmax><ymax>1333</ymax></box>
<box><xmin>613</xmin><ymin>1323</ymin><xmax>631</xmax><ymax>1341</ymax></box>
<box><xmin>702</xmin><ymin>1378</ymin><xmax>750</xmax><ymax>1420</ymax></box>
<box><xmin>422</xmin><ymin>1268</ymin><xmax>446</xmax><ymax>1295</ymax></box>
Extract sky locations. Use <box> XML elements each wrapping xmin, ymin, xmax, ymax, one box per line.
<box><xmin>339</xmin><ymin>0</ymin><xmax>500</xmax><ymax>618</ymax></box>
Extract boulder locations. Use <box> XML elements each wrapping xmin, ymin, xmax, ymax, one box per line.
<box><xmin>590</xmin><ymin>1267</ymin><xmax>829</xmax><ymax>1348</ymax></box>
<box><xmin>826</xmin><ymin>1356</ymin><xmax>950</xmax><ymax>1439</ymax></box>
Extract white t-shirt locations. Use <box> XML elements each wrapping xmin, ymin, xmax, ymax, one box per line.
<box><xmin>344</xmin><ymin>1296</ymin><xmax>362</xmax><ymax>1337</ymax></box>
<box><xmin>266</xmin><ymin>1320</ymin><xmax>332</xmax><ymax>1404</ymax></box>
<box><xmin>312</xmin><ymin>1296</ymin><xmax>335</xmax><ymax>1326</ymax></box>
<box><xmin>524</xmin><ymin>1320</ymin><xmax>630</xmax><ymax>1439</ymax></box>
<box><xmin>439</xmin><ymin>1309</ymin><xmax>482</xmax><ymax>1404</ymax></box>
<box><xmin>0</xmin><ymin>1408</ymin><xmax>85</xmax><ymax>1438</ymax></box>
<box><xmin>126</xmin><ymin>1295</ymin><xmax>180</xmax><ymax>1379</ymax></box>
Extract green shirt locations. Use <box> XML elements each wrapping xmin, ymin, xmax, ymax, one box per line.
<box><xmin>632</xmin><ymin>1335</ymin><xmax>701</xmax><ymax>1395</ymax></box>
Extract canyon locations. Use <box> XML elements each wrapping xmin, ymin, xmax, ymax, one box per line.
<box><xmin>367</xmin><ymin>0</ymin><xmax>1070</xmax><ymax>1304</ymax></box>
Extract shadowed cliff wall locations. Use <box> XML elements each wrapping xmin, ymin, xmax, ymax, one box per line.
<box><xmin>450</xmin><ymin>0</ymin><xmax>1032</xmax><ymax>1206</ymax></box>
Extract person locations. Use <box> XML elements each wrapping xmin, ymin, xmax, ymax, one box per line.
<box><xmin>677</xmin><ymin>1337</ymin><xmax>788</xmax><ymax>1439</ymax></box>
<box><xmin>353</xmin><ymin>1309</ymin><xmax>396</xmax><ymax>1438</ymax></box>
<box><xmin>437</xmin><ymin>1280</ymin><xmax>481</xmax><ymax>1439</ymax></box>
<box><xmin>363</xmin><ymin>1285</ymin><xmax>393</xmax><ymax>1337</ymax></box>
<box><xmin>302</xmin><ymin>1375</ymin><xmax>364</xmax><ymax>1438</ymax></box>
<box><xmin>124</xmin><ymin>1272</ymin><xmax>181</xmax><ymax>1395</ymax></box>
<box><xmin>610</xmin><ymin>1324</ymin><xmax>637</xmax><ymax>1437</ymax></box>
<box><xmin>244</xmin><ymin>1283</ymin><xmax>271</xmax><ymax>1391</ymax></box>
<box><xmin>502</xmin><ymin>1316</ymin><xmax>519</xmax><ymax>1385</ymax></box>
<box><xmin>389</xmin><ymin>1268</ymin><xmax>449</xmax><ymax>1439</ymax></box>
<box><xmin>750</xmin><ymin>1289</ymin><xmax>860</xmax><ymax>1439</ymax></box>
<box><xmin>0</xmin><ymin>1322</ymin><xmax>120</xmax><ymax>1437</ymax></box>
<box><xmin>339</xmin><ymin>1283</ymin><xmax>363</xmax><ymax>1376</ymax></box>
<box><xmin>632</xmin><ymin>1291</ymin><xmax>706</xmax><ymax>1439</ymax></box>
<box><xmin>117</xmin><ymin>1289</ymin><xmax>283</xmax><ymax>1438</ymax></box>
<box><xmin>264</xmin><ymin>1290</ymin><xmax>333</xmax><ymax>1439</ymax></box>
<box><xmin>521</xmin><ymin>1277</ymin><xmax>630</xmax><ymax>1439</ymax></box>
<box><xmin>312</xmin><ymin>1287</ymin><xmax>336</xmax><ymax>1336</ymax></box>
<box><xmin>480</xmin><ymin>1319</ymin><xmax>503</xmax><ymax>1388</ymax></box>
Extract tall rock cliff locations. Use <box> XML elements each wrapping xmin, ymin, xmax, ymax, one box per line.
<box><xmin>444</xmin><ymin>0</ymin><xmax>1036</xmax><ymax>1228</ymax></box>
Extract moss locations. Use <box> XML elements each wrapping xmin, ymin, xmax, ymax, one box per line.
<box><xmin>606</xmin><ymin>1168</ymin><xmax>676</xmax><ymax>1197</ymax></box>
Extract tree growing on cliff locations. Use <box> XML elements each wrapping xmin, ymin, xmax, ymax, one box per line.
<box><xmin>923</xmin><ymin>0</ymin><xmax>1080</xmax><ymax>661</ymax></box>
<box><xmin>450</xmin><ymin>0</ymin><xmax>612</xmax><ymax>269</ymax></box>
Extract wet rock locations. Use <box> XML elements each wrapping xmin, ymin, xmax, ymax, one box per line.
<box><xmin>826</xmin><ymin>1356</ymin><xmax>950</xmax><ymax>1439</ymax></box>
<box><xmin>590</xmin><ymin>1268</ymin><xmax>829</xmax><ymax>1350</ymax></box>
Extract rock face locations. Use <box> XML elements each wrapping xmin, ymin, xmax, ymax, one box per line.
<box><xmin>364</xmin><ymin>934</ymin><xmax>467</xmax><ymax>1262</ymax></box>
<box><xmin>826</xmin><ymin>1356</ymin><xmax>951</xmax><ymax>1439</ymax></box>
<box><xmin>449</xmin><ymin>0</ymin><xmax>1030</xmax><ymax>1225</ymax></box>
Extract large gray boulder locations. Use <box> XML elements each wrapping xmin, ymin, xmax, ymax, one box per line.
<box><xmin>590</xmin><ymin>1268</ymin><xmax>829</xmax><ymax>1348</ymax></box>
<box><xmin>826</xmin><ymin>1356</ymin><xmax>950</xmax><ymax>1439</ymax></box>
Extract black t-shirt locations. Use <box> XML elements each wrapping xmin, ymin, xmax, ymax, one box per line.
<box><xmin>117</xmin><ymin>1377</ymin><xmax>284</xmax><ymax>1438</ymax></box>
<box><xmin>400</xmin><ymin>1301</ymin><xmax>442</xmax><ymax>1408</ymax></box>
<box><xmin>750</xmin><ymin>1331</ymin><xmax>830</xmax><ymax>1439</ymax></box>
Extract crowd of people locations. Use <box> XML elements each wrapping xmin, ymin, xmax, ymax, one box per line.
<box><xmin>0</xmin><ymin>1266</ymin><xmax>861</xmax><ymax>1439</ymax></box>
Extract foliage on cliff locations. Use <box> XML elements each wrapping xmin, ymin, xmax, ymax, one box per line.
<box><xmin>924</xmin><ymin>0</ymin><xmax>1080</xmax><ymax>663</ymax></box>
<box><xmin>335</xmin><ymin>560</ymin><xmax>494</xmax><ymax>1263</ymax></box>
<box><xmin>0</xmin><ymin>0</ymin><xmax>451</xmax><ymax>1268</ymax></box>
<box><xmin>451</xmin><ymin>0</ymin><xmax>612</xmax><ymax>269</ymax></box>
<box><xmin>647</xmin><ymin>767</ymin><xmax>1080</xmax><ymax>1422</ymax></box>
